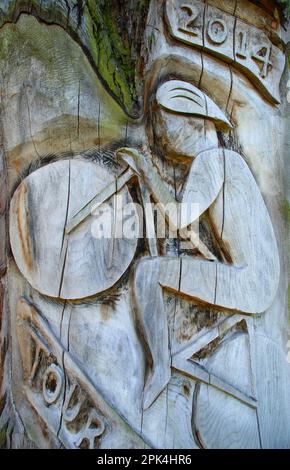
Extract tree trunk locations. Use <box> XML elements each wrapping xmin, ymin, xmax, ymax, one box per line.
<box><xmin>0</xmin><ymin>0</ymin><xmax>290</xmax><ymax>449</ymax></box>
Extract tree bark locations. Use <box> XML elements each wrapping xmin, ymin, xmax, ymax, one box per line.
<box><xmin>0</xmin><ymin>0</ymin><xmax>290</xmax><ymax>449</ymax></box>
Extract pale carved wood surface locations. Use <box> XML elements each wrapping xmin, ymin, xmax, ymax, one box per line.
<box><xmin>0</xmin><ymin>0</ymin><xmax>290</xmax><ymax>450</ymax></box>
<box><xmin>10</xmin><ymin>158</ymin><xmax>138</xmax><ymax>299</ymax></box>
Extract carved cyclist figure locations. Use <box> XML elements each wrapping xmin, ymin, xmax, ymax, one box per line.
<box><xmin>117</xmin><ymin>79</ymin><xmax>280</xmax><ymax>410</ymax></box>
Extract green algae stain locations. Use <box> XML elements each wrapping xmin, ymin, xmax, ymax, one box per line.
<box><xmin>283</xmin><ymin>199</ymin><xmax>290</xmax><ymax>225</ymax></box>
<box><xmin>0</xmin><ymin>0</ymin><xmax>150</xmax><ymax>117</ymax></box>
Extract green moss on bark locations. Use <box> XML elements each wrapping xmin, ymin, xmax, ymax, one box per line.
<box><xmin>85</xmin><ymin>0</ymin><xmax>138</xmax><ymax>116</ymax></box>
<box><xmin>278</xmin><ymin>0</ymin><xmax>290</xmax><ymax>17</ymax></box>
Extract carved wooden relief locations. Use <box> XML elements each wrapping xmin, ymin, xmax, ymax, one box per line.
<box><xmin>0</xmin><ymin>0</ymin><xmax>290</xmax><ymax>450</ymax></box>
<box><xmin>165</xmin><ymin>0</ymin><xmax>284</xmax><ymax>103</ymax></box>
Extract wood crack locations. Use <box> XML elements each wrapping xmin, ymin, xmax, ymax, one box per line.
<box><xmin>233</xmin><ymin>0</ymin><xmax>238</xmax><ymax>16</ymax></box>
<box><xmin>25</xmin><ymin>87</ymin><xmax>40</xmax><ymax>158</ymax></box>
<box><xmin>256</xmin><ymin>408</ymin><xmax>263</xmax><ymax>449</ymax></box>
<box><xmin>77</xmin><ymin>80</ymin><xmax>81</xmax><ymax>140</ymax></box>
<box><xmin>226</xmin><ymin>67</ymin><xmax>233</xmax><ymax>114</ymax></box>
<box><xmin>58</xmin><ymin>160</ymin><xmax>71</xmax><ymax>298</ymax></box>
<box><xmin>56</xmin><ymin>349</ymin><xmax>66</xmax><ymax>440</ymax></box>
<box><xmin>57</xmin><ymin>302</ymin><xmax>72</xmax><ymax>442</ymax></box>
<box><xmin>220</xmin><ymin>149</ymin><xmax>226</xmax><ymax>241</ymax></box>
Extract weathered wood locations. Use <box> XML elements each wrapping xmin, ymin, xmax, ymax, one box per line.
<box><xmin>66</xmin><ymin>166</ymin><xmax>135</xmax><ymax>234</ymax></box>
<box><xmin>16</xmin><ymin>297</ymin><xmax>149</xmax><ymax>449</ymax></box>
<box><xmin>1</xmin><ymin>0</ymin><xmax>290</xmax><ymax>450</ymax></box>
<box><xmin>118</xmin><ymin>146</ymin><xmax>280</xmax><ymax>355</ymax></box>
<box><xmin>10</xmin><ymin>159</ymin><xmax>138</xmax><ymax>299</ymax></box>
<box><xmin>0</xmin><ymin>0</ymin><xmax>150</xmax><ymax>117</ymax></box>
<box><xmin>165</xmin><ymin>0</ymin><xmax>285</xmax><ymax>104</ymax></box>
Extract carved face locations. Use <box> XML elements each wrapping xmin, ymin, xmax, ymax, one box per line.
<box><xmin>152</xmin><ymin>79</ymin><xmax>232</xmax><ymax>161</ymax></box>
<box><xmin>153</xmin><ymin>107</ymin><xmax>219</xmax><ymax>161</ymax></box>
